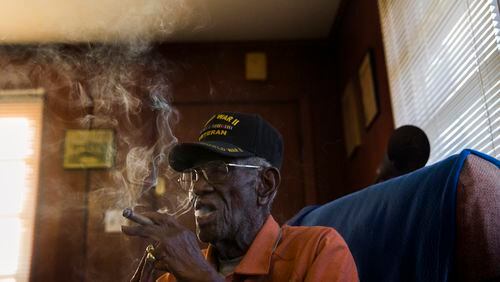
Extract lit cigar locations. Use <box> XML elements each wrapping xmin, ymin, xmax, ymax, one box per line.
<box><xmin>122</xmin><ymin>208</ymin><xmax>154</xmax><ymax>225</ymax></box>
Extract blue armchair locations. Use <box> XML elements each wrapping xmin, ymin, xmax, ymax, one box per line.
<box><xmin>288</xmin><ymin>150</ymin><xmax>499</xmax><ymax>282</ymax></box>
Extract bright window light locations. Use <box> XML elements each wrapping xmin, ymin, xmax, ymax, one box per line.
<box><xmin>0</xmin><ymin>97</ymin><xmax>43</xmax><ymax>282</ymax></box>
<box><xmin>379</xmin><ymin>0</ymin><xmax>500</xmax><ymax>163</ymax></box>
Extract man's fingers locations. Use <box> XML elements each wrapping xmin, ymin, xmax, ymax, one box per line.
<box><xmin>121</xmin><ymin>225</ymin><xmax>142</xmax><ymax>236</ymax></box>
<box><xmin>121</xmin><ymin>225</ymin><xmax>160</xmax><ymax>240</ymax></box>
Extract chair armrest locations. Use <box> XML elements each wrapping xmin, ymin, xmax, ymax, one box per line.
<box><xmin>455</xmin><ymin>154</ymin><xmax>500</xmax><ymax>281</ymax></box>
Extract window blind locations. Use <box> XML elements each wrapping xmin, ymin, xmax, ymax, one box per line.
<box><xmin>0</xmin><ymin>89</ymin><xmax>44</xmax><ymax>282</ymax></box>
<box><xmin>378</xmin><ymin>0</ymin><xmax>499</xmax><ymax>163</ymax></box>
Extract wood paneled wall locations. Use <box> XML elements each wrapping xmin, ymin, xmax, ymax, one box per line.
<box><xmin>312</xmin><ymin>0</ymin><xmax>395</xmax><ymax>200</ymax></box>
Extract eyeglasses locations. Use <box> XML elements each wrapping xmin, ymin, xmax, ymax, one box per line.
<box><xmin>177</xmin><ymin>160</ymin><xmax>262</xmax><ymax>191</ymax></box>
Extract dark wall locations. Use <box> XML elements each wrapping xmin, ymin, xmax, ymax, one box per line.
<box><xmin>312</xmin><ymin>0</ymin><xmax>395</xmax><ymax>200</ymax></box>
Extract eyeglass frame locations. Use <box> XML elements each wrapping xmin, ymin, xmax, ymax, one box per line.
<box><xmin>176</xmin><ymin>161</ymin><xmax>263</xmax><ymax>191</ymax></box>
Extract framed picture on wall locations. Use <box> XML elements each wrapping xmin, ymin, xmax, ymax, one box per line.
<box><xmin>341</xmin><ymin>79</ymin><xmax>363</xmax><ymax>158</ymax></box>
<box><xmin>63</xmin><ymin>129</ymin><xmax>115</xmax><ymax>169</ymax></box>
<box><xmin>358</xmin><ymin>51</ymin><xmax>379</xmax><ymax>128</ymax></box>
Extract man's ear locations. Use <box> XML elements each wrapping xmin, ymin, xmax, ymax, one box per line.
<box><xmin>256</xmin><ymin>167</ymin><xmax>281</xmax><ymax>206</ymax></box>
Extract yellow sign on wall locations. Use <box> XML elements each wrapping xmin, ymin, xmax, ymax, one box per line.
<box><xmin>63</xmin><ymin>129</ymin><xmax>115</xmax><ymax>169</ymax></box>
<box><xmin>245</xmin><ymin>52</ymin><xmax>267</xmax><ymax>80</ymax></box>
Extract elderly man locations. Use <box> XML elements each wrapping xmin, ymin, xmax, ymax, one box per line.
<box><xmin>122</xmin><ymin>112</ymin><xmax>358</xmax><ymax>281</ymax></box>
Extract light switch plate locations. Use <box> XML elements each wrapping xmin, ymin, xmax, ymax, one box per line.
<box><xmin>104</xmin><ymin>209</ymin><xmax>128</xmax><ymax>233</ymax></box>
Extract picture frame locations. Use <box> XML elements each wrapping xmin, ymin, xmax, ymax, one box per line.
<box><xmin>358</xmin><ymin>51</ymin><xmax>379</xmax><ymax>128</ymax></box>
<box><xmin>63</xmin><ymin>129</ymin><xmax>115</xmax><ymax>169</ymax></box>
<box><xmin>341</xmin><ymin>79</ymin><xmax>363</xmax><ymax>158</ymax></box>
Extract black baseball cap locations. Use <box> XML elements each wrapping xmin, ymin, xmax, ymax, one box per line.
<box><xmin>168</xmin><ymin>112</ymin><xmax>283</xmax><ymax>171</ymax></box>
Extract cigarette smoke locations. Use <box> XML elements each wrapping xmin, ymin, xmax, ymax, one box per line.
<box><xmin>0</xmin><ymin>44</ymin><xmax>194</xmax><ymax>214</ymax></box>
<box><xmin>0</xmin><ymin>0</ymin><xmax>212</xmax><ymax>265</ymax></box>
<box><xmin>0</xmin><ymin>1</ymin><xmax>210</xmax><ymax>281</ymax></box>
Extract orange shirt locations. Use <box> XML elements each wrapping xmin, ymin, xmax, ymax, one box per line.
<box><xmin>157</xmin><ymin>216</ymin><xmax>358</xmax><ymax>281</ymax></box>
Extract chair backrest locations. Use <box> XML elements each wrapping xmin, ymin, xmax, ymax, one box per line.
<box><xmin>288</xmin><ymin>150</ymin><xmax>499</xmax><ymax>282</ymax></box>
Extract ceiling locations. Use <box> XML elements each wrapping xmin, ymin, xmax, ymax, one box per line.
<box><xmin>0</xmin><ymin>0</ymin><xmax>341</xmax><ymax>44</ymax></box>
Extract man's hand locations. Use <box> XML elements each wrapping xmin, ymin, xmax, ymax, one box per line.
<box><xmin>122</xmin><ymin>211</ymin><xmax>223</xmax><ymax>282</ymax></box>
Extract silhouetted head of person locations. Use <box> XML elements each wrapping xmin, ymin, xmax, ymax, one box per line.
<box><xmin>376</xmin><ymin>125</ymin><xmax>430</xmax><ymax>183</ymax></box>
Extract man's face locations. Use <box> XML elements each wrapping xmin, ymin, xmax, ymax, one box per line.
<box><xmin>191</xmin><ymin>159</ymin><xmax>260</xmax><ymax>244</ymax></box>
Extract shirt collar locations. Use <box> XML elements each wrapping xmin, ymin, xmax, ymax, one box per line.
<box><xmin>205</xmin><ymin>215</ymin><xmax>281</xmax><ymax>276</ymax></box>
